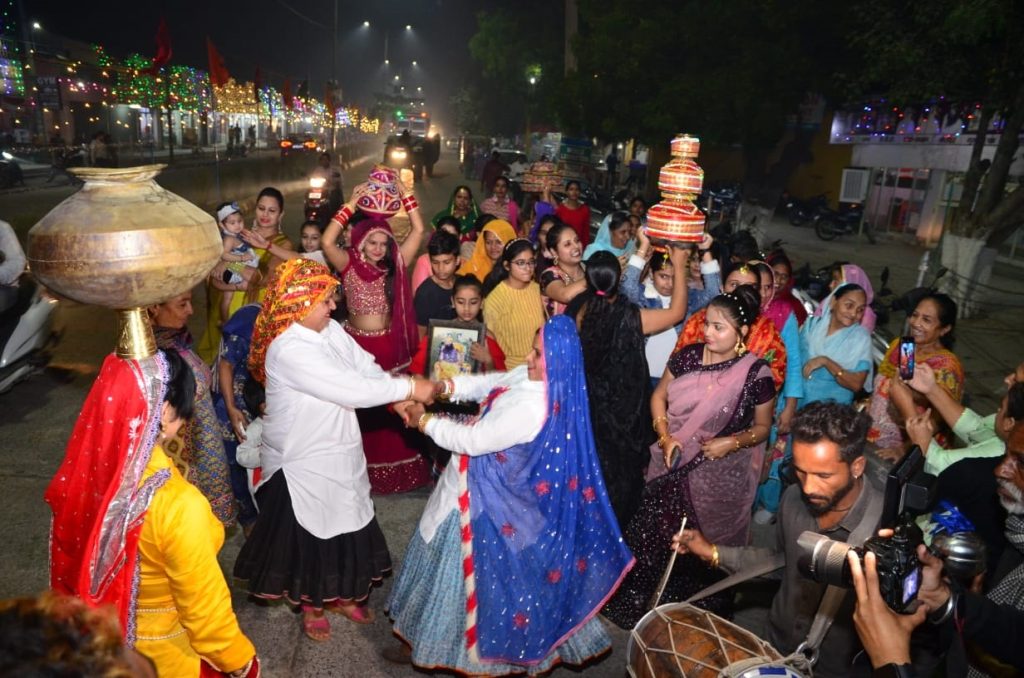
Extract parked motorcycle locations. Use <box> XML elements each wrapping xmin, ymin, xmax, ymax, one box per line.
<box><xmin>783</xmin><ymin>192</ymin><xmax>829</xmax><ymax>226</ymax></box>
<box><xmin>814</xmin><ymin>203</ymin><xmax>874</xmax><ymax>243</ymax></box>
<box><xmin>0</xmin><ymin>274</ymin><xmax>58</xmax><ymax>394</ymax></box>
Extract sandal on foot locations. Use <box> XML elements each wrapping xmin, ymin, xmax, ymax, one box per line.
<box><xmin>326</xmin><ymin>600</ymin><xmax>375</xmax><ymax>625</ymax></box>
<box><xmin>302</xmin><ymin>609</ymin><xmax>331</xmax><ymax>641</ymax></box>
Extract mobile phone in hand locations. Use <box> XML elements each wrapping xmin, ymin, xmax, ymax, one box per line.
<box><xmin>898</xmin><ymin>336</ymin><xmax>915</xmax><ymax>381</ymax></box>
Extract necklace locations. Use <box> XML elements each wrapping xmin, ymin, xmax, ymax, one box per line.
<box><xmin>557</xmin><ymin>263</ymin><xmax>583</xmax><ymax>283</ymax></box>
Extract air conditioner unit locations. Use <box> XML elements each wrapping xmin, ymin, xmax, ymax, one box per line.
<box><xmin>840</xmin><ymin>168</ymin><xmax>870</xmax><ymax>203</ymax></box>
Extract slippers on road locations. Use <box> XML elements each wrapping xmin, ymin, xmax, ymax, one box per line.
<box><xmin>302</xmin><ymin>608</ymin><xmax>331</xmax><ymax>641</ymax></box>
<box><xmin>325</xmin><ymin>600</ymin><xmax>375</xmax><ymax>625</ymax></box>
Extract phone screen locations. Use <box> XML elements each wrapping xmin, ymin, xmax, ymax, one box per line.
<box><xmin>898</xmin><ymin>337</ymin><xmax>915</xmax><ymax>381</ymax></box>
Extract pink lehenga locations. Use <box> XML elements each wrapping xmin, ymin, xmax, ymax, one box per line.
<box><xmin>602</xmin><ymin>343</ymin><xmax>774</xmax><ymax>628</ymax></box>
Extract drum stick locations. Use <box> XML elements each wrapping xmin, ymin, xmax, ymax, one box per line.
<box><xmin>649</xmin><ymin>515</ymin><xmax>687</xmax><ymax>609</ymax></box>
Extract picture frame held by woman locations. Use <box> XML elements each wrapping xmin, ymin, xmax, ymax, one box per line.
<box><xmin>426</xmin><ymin>319</ymin><xmax>485</xmax><ymax>379</ymax></box>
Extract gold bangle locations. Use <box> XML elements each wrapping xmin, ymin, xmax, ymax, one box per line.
<box><xmin>710</xmin><ymin>544</ymin><xmax>720</xmax><ymax>568</ymax></box>
<box><xmin>417</xmin><ymin>413</ymin><xmax>433</xmax><ymax>433</ymax></box>
<box><xmin>733</xmin><ymin>436</ymin><xmax>741</xmax><ymax>451</ymax></box>
<box><xmin>749</xmin><ymin>431</ymin><xmax>757</xmax><ymax>446</ymax></box>
<box><xmin>652</xmin><ymin>416</ymin><xmax>668</xmax><ymax>432</ymax></box>
<box><xmin>835</xmin><ymin>368</ymin><xmax>844</xmax><ymax>379</ymax></box>
<box><xmin>406</xmin><ymin>376</ymin><xmax>416</xmax><ymax>401</ymax></box>
<box><xmin>657</xmin><ymin>433</ymin><xmax>672</xmax><ymax>448</ymax></box>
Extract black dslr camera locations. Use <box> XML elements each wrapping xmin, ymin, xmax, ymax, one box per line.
<box><xmin>797</xmin><ymin>447</ymin><xmax>935</xmax><ymax>612</ymax></box>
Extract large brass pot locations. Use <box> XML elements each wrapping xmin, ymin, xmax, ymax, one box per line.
<box><xmin>27</xmin><ymin>165</ymin><xmax>221</xmax><ymax>358</ymax></box>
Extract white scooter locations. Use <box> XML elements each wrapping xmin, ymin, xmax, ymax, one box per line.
<box><xmin>0</xmin><ymin>274</ymin><xmax>59</xmax><ymax>394</ymax></box>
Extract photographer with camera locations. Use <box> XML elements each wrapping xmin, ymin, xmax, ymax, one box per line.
<box><xmin>673</xmin><ymin>401</ymin><xmax>883</xmax><ymax>677</ymax></box>
<box><xmin>852</xmin><ymin>420</ymin><xmax>1024</xmax><ymax>677</ymax></box>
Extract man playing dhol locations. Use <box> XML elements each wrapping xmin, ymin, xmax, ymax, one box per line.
<box><xmin>672</xmin><ymin>401</ymin><xmax>882</xmax><ymax>677</ymax></box>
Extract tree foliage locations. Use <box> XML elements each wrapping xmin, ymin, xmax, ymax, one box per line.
<box><xmin>847</xmin><ymin>0</ymin><xmax>1024</xmax><ymax>243</ymax></box>
<box><xmin>466</xmin><ymin>6</ymin><xmax>564</xmax><ymax>135</ymax></box>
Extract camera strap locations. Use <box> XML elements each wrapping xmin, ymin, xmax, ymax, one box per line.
<box><xmin>796</xmin><ymin>491</ymin><xmax>885</xmax><ymax>665</ymax></box>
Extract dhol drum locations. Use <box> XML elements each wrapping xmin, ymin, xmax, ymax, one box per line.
<box><xmin>627</xmin><ymin>603</ymin><xmax>809</xmax><ymax>678</ymax></box>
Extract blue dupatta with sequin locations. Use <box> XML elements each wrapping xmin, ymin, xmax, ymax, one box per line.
<box><xmin>467</xmin><ymin>315</ymin><xmax>634</xmax><ymax>664</ymax></box>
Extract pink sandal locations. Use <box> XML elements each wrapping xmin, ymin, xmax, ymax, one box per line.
<box><xmin>325</xmin><ymin>600</ymin><xmax>375</xmax><ymax>625</ymax></box>
<box><xmin>302</xmin><ymin>606</ymin><xmax>331</xmax><ymax>641</ymax></box>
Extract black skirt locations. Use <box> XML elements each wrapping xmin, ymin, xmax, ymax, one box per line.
<box><xmin>233</xmin><ymin>470</ymin><xmax>392</xmax><ymax>607</ymax></box>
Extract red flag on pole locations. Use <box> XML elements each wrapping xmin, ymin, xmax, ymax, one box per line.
<box><xmin>282</xmin><ymin>78</ymin><xmax>293</xmax><ymax>109</ymax></box>
<box><xmin>142</xmin><ymin>18</ymin><xmax>173</xmax><ymax>74</ymax></box>
<box><xmin>206</xmin><ymin>38</ymin><xmax>231</xmax><ymax>87</ymax></box>
<box><xmin>254</xmin><ymin>66</ymin><xmax>263</xmax><ymax>102</ymax></box>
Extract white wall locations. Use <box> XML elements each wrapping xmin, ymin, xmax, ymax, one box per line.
<box><xmin>851</xmin><ymin>141</ymin><xmax>1024</xmax><ymax>175</ymax></box>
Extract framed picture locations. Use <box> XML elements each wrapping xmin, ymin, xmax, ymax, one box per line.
<box><xmin>426</xmin><ymin>319</ymin><xmax>485</xmax><ymax>380</ymax></box>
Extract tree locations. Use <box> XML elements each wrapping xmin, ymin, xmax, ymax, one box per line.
<box><xmin>449</xmin><ymin>86</ymin><xmax>483</xmax><ymax>134</ymax></box>
<box><xmin>563</xmin><ymin>0</ymin><xmax>853</xmax><ymax>217</ymax></box>
<box><xmin>848</xmin><ymin>0</ymin><xmax>1024</xmax><ymax>315</ymax></box>
<box><xmin>466</xmin><ymin>6</ymin><xmax>564</xmax><ymax>136</ymax></box>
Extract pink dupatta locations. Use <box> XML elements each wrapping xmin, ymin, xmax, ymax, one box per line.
<box><xmin>646</xmin><ymin>351</ymin><xmax>770</xmax><ymax>545</ymax></box>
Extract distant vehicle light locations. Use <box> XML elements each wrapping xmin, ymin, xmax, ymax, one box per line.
<box><xmin>309</xmin><ymin>177</ymin><xmax>327</xmax><ymax>189</ymax></box>
<box><xmin>280</xmin><ymin>140</ymin><xmax>293</xmax><ymax>148</ymax></box>
<box><xmin>391</xmin><ymin>149</ymin><xmax>408</xmax><ymax>161</ymax></box>
<box><xmin>303</xmin><ymin>140</ymin><xmax>317</xmax><ymax>149</ymax></box>
<box><xmin>1</xmin><ymin>151</ymin><xmax>13</xmax><ymax>160</ymax></box>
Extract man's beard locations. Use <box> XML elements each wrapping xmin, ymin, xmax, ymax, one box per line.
<box><xmin>801</xmin><ymin>473</ymin><xmax>858</xmax><ymax>517</ymax></box>
<box><xmin>997</xmin><ymin>479</ymin><xmax>1024</xmax><ymax>514</ymax></box>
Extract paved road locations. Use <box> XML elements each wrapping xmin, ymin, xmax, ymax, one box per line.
<box><xmin>2</xmin><ymin>151</ymin><xmax>1021</xmax><ymax>676</ymax></box>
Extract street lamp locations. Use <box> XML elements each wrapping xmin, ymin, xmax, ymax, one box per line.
<box><xmin>412</xmin><ymin>60</ymin><xmax>417</xmax><ymax>66</ymax></box>
<box><xmin>363</xmin><ymin>20</ymin><xmax>370</xmax><ymax>27</ymax></box>
<box><xmin>405</xmin><ymin>24</ymin><xmax>412</xmax><ymax>30</ymax></box>
<box><xmin>32</xmin><ymin>21</ymin><xmax>42</xmax><ymax>30</ymax></box>
<box><xmin>394</xmin><ymin>75</ymin><xmax>400</xmax><ymax>81</ymax></box>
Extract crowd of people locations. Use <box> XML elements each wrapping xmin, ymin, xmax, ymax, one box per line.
<box><xmin>10</xmin><ymin>170</ymin><xmax>1024</xmax><ymax>678</ymax></box>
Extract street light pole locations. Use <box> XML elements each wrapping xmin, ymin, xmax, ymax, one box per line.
<box><xmin>331</xmin><ymin>0</ymin><xmax>337</xmax><ymax>151</ymax></box>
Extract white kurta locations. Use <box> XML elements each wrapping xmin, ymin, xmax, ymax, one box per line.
<box><xmin>418</xmin><ymin>366</ymin><xmax>547</xmax><ymax>542</ymax></box>
<box><xmin>260</xmin><ymin>320</ymin><xmax>410</xmax><ymax>539</ymax></box>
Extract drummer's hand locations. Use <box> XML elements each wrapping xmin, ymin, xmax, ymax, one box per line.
<box><xmin>848</xmin><ymin>550</ymin><xmax>928</xmax><ymax>669</ymax></box>
<box><xmin>671</xmin><ymin>529</ymin><xmax>714</xmax><ymax>561</ymax></box>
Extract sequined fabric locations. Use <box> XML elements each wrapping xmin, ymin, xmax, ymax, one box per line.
<box><xmin>341</xmin><ymin>269</ymin><xmax>389</xmax><ymax>316</ymax></box>
<box><xmin>602</xmin><ymin>343</ymin><xmax>774</xmax><ymax>629</ymax></box>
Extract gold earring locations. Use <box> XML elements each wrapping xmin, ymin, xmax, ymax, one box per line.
<box><xmin>735</xmin><ymin>337</ymin><xmax>747</xmax><ymax>356</ymax></box>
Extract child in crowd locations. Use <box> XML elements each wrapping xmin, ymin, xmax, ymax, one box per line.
<box><xmin>622</xmin><ymin>231</ymin><xmax>719</xmax><ymax>384</ymax></box>
<box><xmin>215</xmin><ymin>202</ymin><xmax>260</xmax><ymax>323</ymax></box>
<box><xmin>234</xmin><ymin>375</ymin><xmax>266</xmax><ymax>513</ymax></box>
<box><xmin>411</xmin><ymin>217</ymin><xmax>461</xmax><ymax>294</ymax></box>
<box><xmin>413</xmin><ymin>231</ymin><xmax>460</xmax><ymax>336</ymax></box>
<box><xmin>298</xmin><ymin>221</ymin><xmax>327</xmax><ymax>266</ymax></box>
<box><xmin>409</xmin><ymin>275</ymin><xmax>505</xmax><ymax>478</ymax></box>
<box><xmin>410</xmin><ymin>275</ymin><xmax>505</xmax><ymax>378</ymax></box>
<box><xmin>482</xmin><ymin>239</ymin><xmax>546</xmax><ymax>369</ymax></box>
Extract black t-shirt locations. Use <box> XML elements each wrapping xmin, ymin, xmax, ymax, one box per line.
<box><xmin>414</xmin><ymin>278</ymin><xmax>456</xmax><ymax>326</ymax></box>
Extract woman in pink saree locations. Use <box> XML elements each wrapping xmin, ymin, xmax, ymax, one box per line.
<box><xmin>603</xmin><ymin>286</ymin><xmax>775</xmax><ymax>628</ymax></box>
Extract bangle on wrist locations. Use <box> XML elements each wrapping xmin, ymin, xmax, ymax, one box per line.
<box><xmin>401</xmin><ymin>194</ymin><xmax>419</xmax><ymax>213</ymax></box>
<box><xmin>652</xmin><ymin>415</ymin><xmax>668</xmax><ymax>432</ymax></box>
<box><xmin>710</xmin><ymin>544</ymin><xmax>720</xmax><ymax>568</ymax></box>
<box><xmin>405</xmin><ymin>376</ymin><xmax>416</xmax><ymax>401</ymax></box>
<box><xmin>928</xmin><ymin>590</ymin><xmax>957</xmax><ymax>625</ymax></box>
<box><xmin>835</xmin><ymin>367</ymin><xmax>844</xmax><ymax>379</ymax></box>
<box><xmin>333</xmin><ymin>204</ymin><xmax>354</xmax><ymax>226</ymax></box>
<box><xmin>417</xmin><ymin>412</ymin><xmax>433</xmax><ymax>433</ymax></box>
<box><xmin>733</xmin><ymin>436</ymin><xmax>741</xmax><ymax>451</ymax></box>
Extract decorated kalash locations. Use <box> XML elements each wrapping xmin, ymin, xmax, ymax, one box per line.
<box><xmin>644</xmin><ymin>133</ymin><xmax>707</xmax><ymax>246</ymax></box>
<box><xmin>29</xmin><ymin>166</ymin><xmax>261</xmax><ymax>677</ymax></box>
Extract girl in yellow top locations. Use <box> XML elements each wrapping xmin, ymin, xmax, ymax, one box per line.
<box><xmin>482</xmin><ymin>238</ymin><xmax>546</xmax><ymax>369</ymax></box>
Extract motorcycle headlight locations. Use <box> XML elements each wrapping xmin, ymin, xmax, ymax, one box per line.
<box><xmin>391</xmin><ymin>149</ymin><xmax>407</xmax><ymax>161</ymax></box>
<box><xmin>309</xmin><ymin>177</ymin><xmax>327</xmax><ymax>189</ymax></box>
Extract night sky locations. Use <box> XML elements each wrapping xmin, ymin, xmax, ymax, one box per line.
<box><xmin>31</xmin><ymin>0</ymin><xmax>493</xmax><ymax>133</ymax></box>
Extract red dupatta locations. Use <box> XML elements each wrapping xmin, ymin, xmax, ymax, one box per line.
<box><xmin>45</xmin><ymin>353</ymin><xmax>168</xmax><ymax>645</ymax></box>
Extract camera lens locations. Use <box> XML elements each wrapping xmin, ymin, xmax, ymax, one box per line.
<box><xmin>796</xmin><ymin>531</ymin><xmax>853</xmax><ymax>586</ymax></box>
